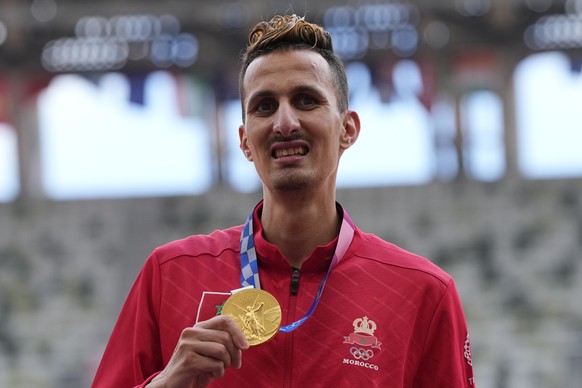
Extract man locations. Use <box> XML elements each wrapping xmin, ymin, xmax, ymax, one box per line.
<box><xmin>92</xmin><ymin>14</ymin><xmax>476</xmax><ymax>387</ymax></box>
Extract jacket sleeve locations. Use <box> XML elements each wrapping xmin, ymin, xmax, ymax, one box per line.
<box><xmin>91</xmin><ymin>251</ymin><xmax>164</xmax><ymax>388</ymax></box>
<box><xmin>414</xmin><ymin>278</ymin><xmax>476</xmax><ymax>387</ymax></box>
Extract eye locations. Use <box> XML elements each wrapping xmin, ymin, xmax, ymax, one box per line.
<box><xmin>297</xmin><ymin>95</ymin><xmax>316</xmax><ymax>108</ymax></box>
<box><xmin>299</xmin><ymin>94</ymin><xmax>316</xmax><ymax>106</ymax></box>
<box><xmin>256</xmin><ymin>100</ymin><xmax>276</xmax><ymax>114</ymax></box>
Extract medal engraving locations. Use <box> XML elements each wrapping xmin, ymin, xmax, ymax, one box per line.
<box><xmin>221</xmin><ymin>289</ymin><xmax>282</xmax><ymax>346</ymax></box>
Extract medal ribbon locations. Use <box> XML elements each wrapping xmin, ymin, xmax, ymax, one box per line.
<box><xmin>239</xmin><ymin>202</ymin><xmax>355</xmax><ymax>333</ymax></box>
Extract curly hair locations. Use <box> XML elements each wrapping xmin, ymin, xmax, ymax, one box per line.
<box><xmin>239</xmin><ymin>15</ymin><xmax>349</xmax><ymax>121</ymax></box>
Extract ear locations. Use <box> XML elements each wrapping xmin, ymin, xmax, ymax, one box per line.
<box><xmin>239</xmin><ymin>124</ymin><xmax>253</xmax><ymax>161</ymax></box>
<box><xmin>339</xmin><ymin>110</ymin><xmax>361</xmax><ymax>150</ymax></box>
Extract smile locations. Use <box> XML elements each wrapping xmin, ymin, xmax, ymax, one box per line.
<box><xmin>273</xmin><ymin>146</ymin><xmax>307</xmax><ymax>159</ymax></box>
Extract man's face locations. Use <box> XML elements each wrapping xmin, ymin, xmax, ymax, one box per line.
<box><xmin>239</xmin><ymin>49</ymin><xmax>357</xmax><ymax>193</ymax></box>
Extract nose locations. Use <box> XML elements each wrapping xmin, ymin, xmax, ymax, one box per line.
<box><xmin>273</xmin><ymin>102</ymin><xmax>300</xmax><ymax>137</ymax></box>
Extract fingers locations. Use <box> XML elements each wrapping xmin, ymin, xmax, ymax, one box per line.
<box><xmin>183</xmin><ymin>340</ymin><xmax>242</xmax><ymax>376</ymax></box>
<box><xmin>191</xmin><ymin>315</ymin><xmax>249</xmax><ymax>370</ymax></box>
<box><xmin>152</xmin><ymin>315</ymin><xmax>249</xmax><ymax>387</ymax></box>
<box><xmin>196</xmin><ymin>315</ymin><xmax>249</xmax><ymax>350</ymax></box>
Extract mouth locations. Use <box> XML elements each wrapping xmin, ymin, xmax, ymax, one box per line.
<box><xmin>273</xmin><ymin>146</ymin><xmax>308</xmax><ymax>159</ymax></box>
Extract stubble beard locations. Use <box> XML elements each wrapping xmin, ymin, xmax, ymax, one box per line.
<box><xmin>269</xmin><ymin>168</ymin><xmax>318</xmax><ymax>192</ymax></box>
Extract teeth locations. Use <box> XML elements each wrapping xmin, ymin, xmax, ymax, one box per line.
<box><xmin>275</xmin><ymin>147</ymin><xmax>306</xmax><ymax>158</ymax></box>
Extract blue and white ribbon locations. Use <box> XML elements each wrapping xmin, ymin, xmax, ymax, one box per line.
<box><xmin>239</xmin><ymin>202</ymin><xmax>355</xmax><ymax>333</ymax></box>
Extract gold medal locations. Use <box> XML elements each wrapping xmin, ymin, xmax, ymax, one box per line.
<box><xmin>221</xmin><ymin>288</ymin><xmax>282</xmax><ymax>346</ymax></box>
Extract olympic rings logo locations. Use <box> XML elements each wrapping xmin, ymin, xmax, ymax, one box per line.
<box><xmin>350</xmin><ymin>346</ymin><xmax>374</xmax><ymax>360</ymax></box>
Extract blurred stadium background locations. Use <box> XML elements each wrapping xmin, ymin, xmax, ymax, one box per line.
<box><xmin>1</xmin><ymin>0</ymin><xmax>582</xmax><ymax>387</ymax></box>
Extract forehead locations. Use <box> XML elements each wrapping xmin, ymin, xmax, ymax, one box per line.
<box><xmin>243</xmin><ymin>49</ymin><xmax>334</xmax><ymax>96</ymax></box>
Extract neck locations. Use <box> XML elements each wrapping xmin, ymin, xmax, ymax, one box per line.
<box><xmin>260</xmin><ymin>193</ymin><xmax>340</xmax><ymax>268</ymax></box>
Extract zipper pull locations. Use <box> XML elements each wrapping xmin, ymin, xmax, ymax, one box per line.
<box><xmin>290</xmin><ymin>267</ymin><xmax>300</xmax><ymax>295</ymax></box>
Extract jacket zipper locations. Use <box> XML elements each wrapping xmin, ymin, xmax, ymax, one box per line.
<box><xmin>284</xmin><ymin>267</ymin><xmax>300</xmax><ymax>387</ymax></box>
<box><xmin>290</xmin><ymin>267</ymin><xmax>300</xmax><ymax>295</ymax></box>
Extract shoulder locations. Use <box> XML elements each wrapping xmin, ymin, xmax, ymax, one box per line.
<box><xmin>152</xmin><ymin>225</ymin><xmax>243</xmax><ymax>265</ymax></box>
<box><xmin>351</xmin><ymin>228</ymin><xmax>452</xmax><ymax>287</ymax></box>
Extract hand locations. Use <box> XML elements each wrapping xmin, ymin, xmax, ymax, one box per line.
<box><xmin>148</xmin><ymin>315</ymin><xmax>249</xmax><ymax>388</ymax></box>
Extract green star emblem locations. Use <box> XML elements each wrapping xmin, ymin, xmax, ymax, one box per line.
<box><xmin>215</xmin><ymin>301</ymin><xmax>225</xmax><ymax>316</ymax></box>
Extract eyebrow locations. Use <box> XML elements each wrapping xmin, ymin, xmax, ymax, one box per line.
<box><xmin>247</xmin><ymin>84</ymin><xmax>325</xmax><ymax>104</ymax></box>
